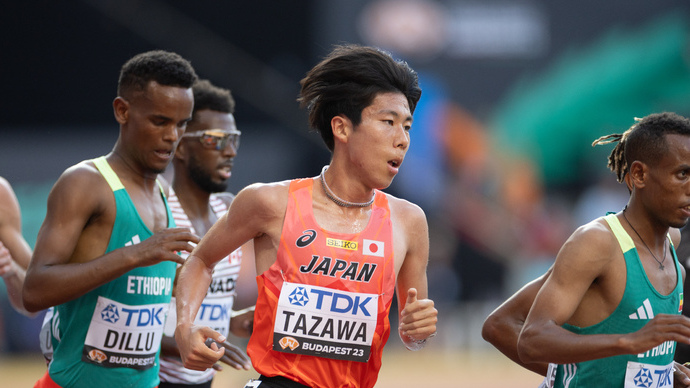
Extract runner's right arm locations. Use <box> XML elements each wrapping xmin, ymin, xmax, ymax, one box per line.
<box><xmin>24</xmin><ymin>163</ymin><xmax>197</xmax><ymax>312</ymax></box>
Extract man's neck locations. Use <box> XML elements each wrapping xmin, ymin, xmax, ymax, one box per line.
<box><xmin>172</xmin><ymin>180</ymin><xmax>212</xmax><ymax>219</ymax></box>
<box><xmin>106</xmin><ymin>151</ymin><xmax>160</xmax><ymax>190</ymax></box>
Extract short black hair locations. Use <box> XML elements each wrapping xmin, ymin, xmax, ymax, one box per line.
<box><xmin>117</xmin><ymin>50</ymin><xmax>198</xmax><ymax>98</ymax></box>
<box><xmin>593</xmin><ymin>112</ymin><xmax>690</xmax><ymax>182</ymax></box>
<box><xmin>298</xmin><ymin>44</ymin><xmax>422</xmax><ymax>151</ymax></box>
<box><xmin>191</xmin><ymin>79</ymin><xmax>235</xmax><ymax>116</ymax></box>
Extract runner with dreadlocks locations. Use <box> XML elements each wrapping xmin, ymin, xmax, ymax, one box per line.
<box><xmin>483</xmin><ymin>112</ymin><xmax>690</xmax><ymax>387</ymax></box>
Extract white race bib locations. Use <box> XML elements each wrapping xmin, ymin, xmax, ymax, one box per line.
<box><xmin>273</xmin><ymin>281</ymin><xmax>378</xmax><ymax>362</ymax></box>
<box><xmin>538</xmin><ymin>363</ymin><xmax>557</xmax><ymax>388</ymax></box>
<box><xmin>624</xmin><ymin>361</ymin><xmax>673</xmax><ymax>388</ymax></box>
<box><xmin>83</xmin><ymin>296</ymin><xmax>169</xmax><ymax>370</ymax></box>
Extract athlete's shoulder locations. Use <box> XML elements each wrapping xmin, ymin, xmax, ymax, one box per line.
<box><xmin>239</xmin><ymin>180</ymin><xmax>291</xmax><ymax>199</ymax></box>
<box><xmin>233</xmin><ymin>180</ymin><xmax>291</xmax><ymax>214</ymax></box>
<box><xmin>383</xmin><ymin>192</ymin><xmax>426</xmax><ymax>220</ymax></box>
<box><xmin>43</xmin><ymin>159</ymin><xmax>112</xmax><ymax>222</ymax></box>
<box><xmin>563</xmin><ymin>216</ymin><xmax>620</xmax><ymax>258</ymax></box>
<box><xmin>574</xmin><ymin>216</ymin><xmax>616</xmax><ymax>238</ymax></box>
<box><xmin>54</xmin><ymin>159</ymin><xmax>107</xmax><ymax>191</ymax></box>
<box><xmin>0</xmin><ymin>177</ymin><xmax>19</xmax><ymax>225</ymax></box>
<box><xmin>0</xmin><ymin>177</ymin><xmax>17</xmax><ymax>208</ymax></box>
<box><xmin>0</xmin><ymin>176</ymin><xmax>11</xmax><ymax>195</ymax></box>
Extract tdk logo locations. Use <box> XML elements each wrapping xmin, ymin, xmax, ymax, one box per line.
<box><xmin>118</xmin><ymin>307</ymin><xmax>165</xmax><ymax>327</ymax></box>
<box><xmin>101</xmin><ymin>304</ymin><xmax>120</xmax><ymax>323</ymax></box>
<box><xmin>289</xmin><ymin>287</ymin><xmax>309</xmax><ymax>306</ymax></box>
<box><xmin>310</xmin><ymin>289</ymin><xmax>373</xmax><ymax>317</ymax></box>
<box><xmin>198</xmin><ymin>303</ymin><xmax>230</xmax><ymax>322</ymax></box>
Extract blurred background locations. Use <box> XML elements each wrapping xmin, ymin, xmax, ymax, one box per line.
<box><xmin>2</xmin><ymin>0</ymin><xmax>690</xmax><ymax>386</ymax></box>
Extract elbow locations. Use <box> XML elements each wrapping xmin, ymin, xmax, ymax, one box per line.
<box><xmin>22</xmin><ymin>293</ymin><xmax>43</xmax><ymax>313</ymax></box>
<box><xmin>516</xmin><ymin>328</ymin><xmax>541</xmax><ymax>364</ymax></box>
<box><xmin>22</xmin><ymin>280</ymin><xmax>46</xmax><ymax>313</ymax></box>
<box><xmin>481</xmin><ymin>315</ymin><xmax>501</xmax><ymax>345</ymax></box>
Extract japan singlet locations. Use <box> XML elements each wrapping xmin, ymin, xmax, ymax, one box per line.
<box><xmin>247</xmin><ymin>178</ymin><xmax>396</xmax><ymax>388</ymax></box>
<box><xmin>541</xmin><ymin>214</ymin><xmax>682</xmax><ymax>388</ymax></box>
<box><xmin>46</xmin><ymin>156</ymin><xmax>177</xmax><ymax>388</ymax></box>
<box><xmin>159</xmin><ymin>189</ymin><xmax>243</xmax><ymax>384</ymax></box>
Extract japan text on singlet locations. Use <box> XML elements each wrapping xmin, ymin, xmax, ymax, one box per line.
<box><xmin>47</xmin><ymin>156</ymin><xmax>177</xmax><ymax>388</ymax></box>
<box><xmin>247</xmin><ymin>178</ymin><xmax>396</xmax><ymax>388</ymax></box>
<box><xmin>159</xmin><ymin>189</ymin><xmax>243</xmax><ymax>384</ymax></box>
<box><xmin>540</xmin><ymin>214</ymin><xmax>683</xmax><ymax>388</ymax></box>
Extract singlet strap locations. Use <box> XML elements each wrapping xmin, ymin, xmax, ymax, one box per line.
<box><xmin>291</xmin><ymin>177</ymin><xmax>313</xmax><ymax>192</ymax></box>
<box><xmin>93</xmin><ymin>156</ymin><xmax>166</xmax><ymax>197</ymax></box>
<box><xmin>93</xmin><ymin>156</ymin><xmax>124</xmax><ymax>192</ymax></box>
<box><xmin>604</xmin><ymin>214</ymin><xmax>634</xmax><ymax>253</ymax></box>
<box><xmin>604</xmin><ymin>213</ymin><xmax>674</xmax><ymax>253</ymax></box>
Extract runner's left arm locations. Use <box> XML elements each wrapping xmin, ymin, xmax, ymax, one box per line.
<box><xmin>395</xmin><ymin>201</ymin><xmax>437</xmax><ymax>350</ymax></box>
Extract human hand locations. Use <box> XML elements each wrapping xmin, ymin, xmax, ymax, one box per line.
<box><xmin>400</xmin><ymin>288</ymin><xmax>438</xmax><ymax>342</ymax></box>
<box><xmin>674</xmin><ymin>361</ymin><xmax>690</xmax><ymax>387</ymax></box>
<box><xmin>230</xmin><ymin>306</ymin><xmax>255</xmax><ymax>338</ymax></box>
<box><xmin>0</xmin><ymin>242</ymin><xmax>17</xmax><ymax>278</ymax></box>
<box><xmin>211</xmin><ymin>340</ymin><xmax>251</xmax><ymax>371</ymax></box>
<box><xmin>624</xmin><ymin>314</ymin><xmax>690</xmax><ymax>355</ymax></box>
<box><xmin>175</xmin><ymin>323</ymin><xmax>226</xmax><ymax>371</ymax></box>
<box><xmin>133</xmin><ymin>228</ymin><xmax>199</xmax><ymax>266</ymax></box>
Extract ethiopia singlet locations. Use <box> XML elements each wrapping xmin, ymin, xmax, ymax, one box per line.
<box><xmin>247</xmin><ymin>178</ymin><xmax>396</xmax><ymax>388</ymax></box>
<box><xmin>159</xmin><ymin>188</ymin><xmax>242</xmax><ymax>384</ymax></box>
<box><xmin>542</xmin><ymin>214</ymin><xmax>682</xmax><ymax>388</ymax></box>
<box><xmin>47</xmin><ymin>156</ymin><xmax>177</xmax><ymax>388</ymax></box>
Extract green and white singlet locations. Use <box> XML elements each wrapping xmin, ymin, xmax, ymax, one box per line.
<box><xmin>541</xmin><ymin>214</ymin><xmax>683</xmax><ymax>388</ymax></box>
<box><xmin>47</xmin><ymin>156</ymin><xmax>177</xmax><ymax>388</ymax></box>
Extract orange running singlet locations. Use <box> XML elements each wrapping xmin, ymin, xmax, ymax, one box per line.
<box><xmin>247</xmin><ymin>178</ymin><xmax>396</xmax><ymax>388</ymax></box>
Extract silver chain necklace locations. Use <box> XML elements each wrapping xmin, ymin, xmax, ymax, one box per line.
<box><xmin>319</xmin><ymin>165</ymin><xmax>375</xmax><ymax>208</ymax></box>
<box><xmin>622</xmin><ymin>209</ymin><xmax>667</xmax><ymax>270</ymax></box>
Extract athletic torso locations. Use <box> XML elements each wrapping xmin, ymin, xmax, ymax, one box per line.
<box><xmin>48</xmin><ymin>156</ymin><xmax>177</xmax><ymax>388</ymax></box>
<box><xmin>247</xmin><ymin>178</ymin><xmax>396</xmax><ymax>388</ymax></box>
<box><xmin>545</xmin><ymin>214</ymin><xmax>682</xmax><ymax>388</ymax></box>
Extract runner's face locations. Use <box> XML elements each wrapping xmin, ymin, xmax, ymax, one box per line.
<box><xmin>644</xmin><ymin>133</ymin><xmax>690</xmax><ymax>228</ymax></box>
<box><xmin>345</xmin><ymin>92</ymin><xmax>412</xmax><ymax>190</ymax></box>
<box><xmin>124</xmin><ymin>81</ymin><xmax>194</xmax><ymax>174</ymax></box>
<box><xmin>183</xmin><ymin>109</ymin><xmax>240</xmax><ymax>193</ymax></box>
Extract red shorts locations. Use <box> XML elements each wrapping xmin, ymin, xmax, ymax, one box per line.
<box><xmin>34</xmin><ymin>371</ymin><xmax>61</xmax><ymax>388</ymax></box>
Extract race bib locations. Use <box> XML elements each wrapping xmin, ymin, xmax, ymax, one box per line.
<box><xmin>163</xmin><ymin>296</ymin><xmax>235</xmax><ymax>339</ymax></box>
<box><xmin>273</xmin><ymin>282</ymin><xmax>378</xmax><ymax>362</ymax></box>
<box><xmin>163</xmin><ymin>261</ymin><xmax>238</xmax><ymax>338</ymax></box>
<box><xmin>194</xmin><ymin>297</ymin><xmax>234</xmax><ymax>337</ymax></box>
<box><xmin>199</xmin><ymin>262</ymin><xmax>238</xmax><ymax>337</ymax></box>
<box><xmin>83</xmin><ymin>296</ymin><xmax>169</xmax><ymax>370</ymax></box>
<box><xmin>624</xmin><ymin>361</ymin><xmax>673</xmax><ymax>388</ymax></box>
<box><xmin>40</xmin><ymin>307</ymin><xmax>56</xmax><ymax>362</ymax></box>
<box><xmin>538</xmin><ymin>363</ymin><xmax>557</xmax><ymax>388</ymax></box>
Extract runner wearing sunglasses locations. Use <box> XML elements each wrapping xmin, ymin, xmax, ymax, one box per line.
<box><xmin>159</xmin><ymin>79</ymin><xmax>254</xmax><ymax>388</ymax></box>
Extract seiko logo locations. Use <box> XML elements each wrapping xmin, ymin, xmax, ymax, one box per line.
<box><xmin>326</xmin><ymin>238</ymin><xmax>358</xmax><ymax>250</ymax></box>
